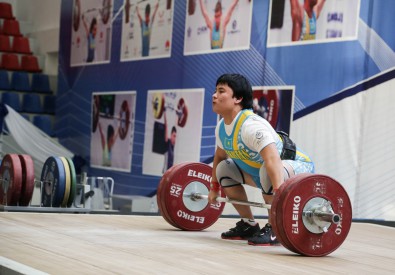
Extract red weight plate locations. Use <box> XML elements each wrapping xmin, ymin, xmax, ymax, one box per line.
<box><xmin>118</xmin><ymin>100</ymin><xmax>130</xmax><ymax>140</ymax></box>
<box><xmin>0</xmin><ymin>154</ymin><xmax>23</xmax><ymax>206</ymax></box>
<box><xmin>252</xmin><ymin>89</ymin><xmax>279</xmax><ymax>128</ymax></box>
<box><xmin>271</xmin><ymin>177</ymin><xmax>298</xmax><ymax>253</ymax></box>
<box><xmin>157</xmin><ymin>165</ymin><xmax>179</xmax><ymax>228</ymax></box>
<box><xmin>274</xmin><ymin>174</ymin><xmax>319</xmax><ymax>255</ymax></box>
<box><xmin>162</xmin><ymin>162</ymin><xmax>225</xmax><ymax>231</ymax></box>
<box><xmin>92</xmin><ymin>94</ymin><xmax>100</xmax><ymax>133</ymax></box>
<box><xmin>18</xmin><ymin>154</ymin><xmax>35</xmax><ymax>206</ymax></box>
<box><xmin>177</xmin><ymin>98</ymin><xmax>188</xmax><ymax>127</ymax></box>
<box><xmin>158</xmin><ymin>163</ymin><xmax>193</xmax><ymax>230</ymax></box>
<box><xmin>278</xmin><ymin>174</ymin><xmax>352</xmax><ymax>256</ymax></box>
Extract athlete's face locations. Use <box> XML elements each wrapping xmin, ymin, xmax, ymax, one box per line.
<box><xmin>307</xmin><ymin>0</ymin><xmax>318</xmax><ymax>6</ymax></box>
<box><xmin>92</xmin><ymin>23</ymin><xmax>97</xmax><ymax>37</ymax></box>
<box><xmin>145</xmin><ymin>13</ymin><xmax>150</xmax><ymax>24</ymax></box>
<box><xmin>214</xmin><ymin>11</ymin><xmax>222</xmax><ymax>30</ymax></box>
<box><xmin>170</xmin><ymin>131</ymin><xmax>177</xmax><ymax>145</ymax></box>
<box><xmin>212</xmin><ymin>83</ymin><xmax>241</xmax><ymax>115</ymax></box>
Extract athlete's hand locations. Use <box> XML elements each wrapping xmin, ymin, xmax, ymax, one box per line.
<box><xmin>208</xmin><ymin>190</ymin><xmax>219</xmax><ymax>204</ymax></box>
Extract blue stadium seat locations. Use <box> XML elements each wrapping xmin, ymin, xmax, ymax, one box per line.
<box><xmin>22</xmin><ymin>93</ymin><xmax>42</xmax><ymax>113</ymax></box>
<box><xmin>43</xmin><ymin>95</ymin><xmax>56</xmax><ymax>114</ymax></box>
<box><xmin>33</xmin><ymin>115</ymin><xmax>54</xmax><ymax>136</ymax></box>
<box><xmin>31</xmin><ymin>73</ymin><xmax>51</xmax><ymax>93</ymax></box>
<box><xmin>1</xmin><ymin>92</ymin><xmax>21</xmax><ymax>111</ymax></box>
<box><xmin>0</xmin><ymin>70</ymin><xmax>11</xmax><ymax>90</ymax></box>
<box><xmin>11</xmin><ymin>71</ymin><xmax>31</xmax><ymax>91</ymax></box>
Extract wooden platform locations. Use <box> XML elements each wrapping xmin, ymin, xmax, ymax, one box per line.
<box><xmin>0</xmin><ymin>212</ymin><xmax>394</xmax><ymax>274</ymax></box>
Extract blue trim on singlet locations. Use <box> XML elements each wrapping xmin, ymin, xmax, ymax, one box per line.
<box><xmin>211</xmin><ymin>21</ymin><xmax>221</xmax><ymax>49</ymax></box>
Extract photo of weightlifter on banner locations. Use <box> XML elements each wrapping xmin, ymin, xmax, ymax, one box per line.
<box><xmin>71</xmin><ymin>0</ymin><xmax>113</xmax><ymax>66</ymax></box>
<box><xmin>267</xmin><ymin>0</ymin><xmax>360</xmax><ymax>47</ymax></box>
<box><xmin>184</xmin><ymin>0</ymin><xmax>253</xmax><ymax>55</ymax></box>
<box><xmin>143</xmin><ymin>89</ymin><xmax>204</xmax><ymax>176</ymax></box>
<box><xmin>90</xmin><ymin>91</ymin><xmax>136</xmax><ymax>172</ymax></box>
<box><xmin>120</xmin><ymin>0</ymin><xmax>174</xmax><ymax>61</ymax></box>
<box><xmin>252</xmin><ymin>87</ymin><xmax>294</xmax><ymax>134</ymax></box>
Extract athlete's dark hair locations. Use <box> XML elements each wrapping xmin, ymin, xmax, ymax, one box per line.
<box><xmin>215</xmin><ymin>1</ymin><xmax>222</xmax><ymax>13</ymax></box>
<box><xmin>107</xmin><ymin>125</ymin><xmax>114</xmax><ymax>142</ymax></box>
<box><xmin>89</xmin><ymin>17</ymin><xmax>97</xmax><ymax>33</ymax></box>
<box><xmin>216</xmin><ymin>74</ymin><xmax>253</xmax><ymax>109</ymax></box>
<box><xmin>145</xmin><ymin>4</ymin><xmax>151</xmax><ymax>16</ymax></box>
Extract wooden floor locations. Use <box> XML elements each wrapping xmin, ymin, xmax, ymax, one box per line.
<box><xmin>0</xmin><ymin>212</ymin><xmax>394</xmax><ymax>275</ymax></box>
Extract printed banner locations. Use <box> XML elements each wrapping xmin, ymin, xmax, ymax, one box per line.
<box><xmin>252</xmin><ymin>86</ymin><xmax>295</xmax><ymax>134</ymax></box>
<box><xmin>143</xmin><ymin>89</ymin><xmax>204</xmax><ymax>176</ymax></box>
<box><xmin>184</xmin><ymin>0</ymin><xmax>253</xmax><ymax>55</ymax></box>
<box><xmin>121</xmin><ymin>0</ymin><xmax>174</xmax><ymax>61</ymax></box>
<box><xmin>71</xmin><ymin>0</ymin><xmax>113</xmax><ymax>66</ymax></box>
<box><xmin>90</xmin><ymin>91</ymin><xmax>136</xmax><ymax>172</ymax></box>
<box><xmin>267</xmin><ymin>0</ymin><xmax>360</xmax><ymax>47</ymax></box>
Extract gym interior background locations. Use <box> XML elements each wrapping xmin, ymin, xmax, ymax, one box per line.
<box><xmin>0</xmin><ymin>0</ymin><xmax>394</xmax><ymax>223</ymax></box>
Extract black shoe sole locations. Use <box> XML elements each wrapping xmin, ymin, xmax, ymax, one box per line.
<box><xmin>247</xmin><ymin>241</ymin><xmax>281</xmax><ymax>246</ymax></box>
<box><xmin>221</xmin><ymin>236</ymin><xmax>251</xmax><ymax>240</ymax></box>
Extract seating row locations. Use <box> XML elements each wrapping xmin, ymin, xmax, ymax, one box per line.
<box><xmin>0</xmin><ymin>70</ymin><xmax>52</xmax><ymax>93</ymax></box>
<box><xmin>1</xmin><ymin>92</ymin><xmax>56</xmax><ymax>114</ymax></box>
<box><xmin>1</xmin><ymin>2</ymin><xmax>55</xmax><ymax>137</ymax></box>
<box><xmin>0</xmin><ymin>52</ymin><xmax>41</xmax><ymax>72</ymax></box>
<box><xmin>0</xmin><ymin>2</ymin><xmax>14</xmax><ymax>20</ymax></box>
<box><xmin>0</xmin><ymin>18</ymin><xmax>22</xmax><ymax>37</ymax></box>
<box><xmin>0</xmin><ymin>35</ymin><xmax>32</xmax><ymax>54</ymax></box>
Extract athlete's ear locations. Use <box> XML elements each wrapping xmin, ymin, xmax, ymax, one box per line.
<box><xmin>234</xmin><ymin>97</ymin><xmax>243</xmax><ymax>104</ymax></box>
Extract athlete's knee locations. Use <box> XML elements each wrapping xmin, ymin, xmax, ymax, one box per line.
<box><xmin>216</xmin><ymin>159</ymin><xmax>244</xmax><ymax>188</ymax></box>
<box><xmin>259</xmin><ymin>161</ymin><xmax>292</xmax><ymax>194</ymax></box>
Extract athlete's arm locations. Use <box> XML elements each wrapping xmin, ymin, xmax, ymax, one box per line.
<box><xmin>135</xmin><ymin>5</ymin><xmax>142</xmax><ymax>24</ymax></box>
<box><xmin>199</xmin><ymin>0</ymin><xmax>213</xmax><ymax>30</ymax></box>
<box><xmin>223</xmin><ymin>0</ymin><xmax>239</xmax><ymax>29</ymax></box>
<box><xmin>314</xmin><ymin>0</ymin><xmax>326</xmax><ymax>19</ymax></box>
<box><xmin>209</xmin><ymin>146</ymin><xmax>228</xmax><ymax>204</ymax></box>
<box><xmin>151</xmin><ymin>1</ymin><xmax>160</xmax><ymax>26</ymax></box>
<box><xmin>164</xmin><ymin>110</ymin><xmax>169</xmax><ymax>143</ymax></box>
<box><xmin>260</xmin><ymin>143</ymin><xmax>283</xmax><ymax>191</ymax></box>
<box><xmin>289</xmin><ymin>0</ymin><xmax>303</xmax><ymax>41</ymax></box>
<box><xmin>98</xmin><ymin>122</ymin><xmax>105</xmax><ymax>150</ymax></box>
<box><xmin>82</xmin><ymin>13</ymin><xmax>89</xmax><ymax>37</ymax></box>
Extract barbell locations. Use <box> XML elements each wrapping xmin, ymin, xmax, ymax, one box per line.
<box><xmin>152</xmin><ymin>93</ymin><xmax>188</xmax><ymax>127</ymax></box>
<box><xmin>92</xmin><ymin>97</ymin><xmax>131</xmax><ymax>140</ymax></box>
<box><xmin>157</xmin><ymin>162</ymin><xmax>352</xmax><ymax>257</ymax></box>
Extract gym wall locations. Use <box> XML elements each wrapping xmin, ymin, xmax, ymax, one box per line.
<box><xmin>57</xmin><ymin>0</ymin><xmax>395</xmax><ymax>220</ymax></box>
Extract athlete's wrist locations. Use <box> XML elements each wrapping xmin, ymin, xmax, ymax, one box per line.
<box><xmin>210</xmin><ymin>181</ymin><xmax>220</xmax><ymax>192</ymax></box>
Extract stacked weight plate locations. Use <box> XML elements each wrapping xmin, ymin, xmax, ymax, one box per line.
<box><xmin>0</xmin><ymin>153</ymin><xmax>77</xmax><ymax>208</ymax></box>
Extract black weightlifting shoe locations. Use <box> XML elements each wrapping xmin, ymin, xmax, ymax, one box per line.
<box><xmin>221</xmin><ymin>220</ymin><xmax>260</xmax><ymax>240</ymax></box>
<box><xmin>247</xmin><ymin>223</ymin><xmax>281</xmax><ymax>246</ymax></box>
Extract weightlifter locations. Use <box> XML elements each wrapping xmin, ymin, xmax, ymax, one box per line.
<box><xmin>209</xmin><ymin>74</ymin><xmax>314</xmax><ymax>246</ymax></box>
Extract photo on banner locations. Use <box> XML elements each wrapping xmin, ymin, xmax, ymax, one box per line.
<box><xmin>90</xmin><ymin>91</ymin><xmax>136</xmax><ymax>172</ymax></box>
<box><xmin>143</xmin><ymin>89</ymin><xmax>204</xmax><ymax>176</ymax></box>
<box><xmin>267</xmin><ymin>0</ymin><xmax>360</xmax><ymax>47</ymax></box>
<box><xmin>70</xmin><ymin>0</ymin><xmax>113</xmax><ymax>66</ymax></box>
<box><xmin>184</xmin><ymin>0</ymin><xmax>253</xmax><ymax>55</ymax></box>
<box><xmin>252</xmin><ymin>87</ymin><xmax>295</xmax><ymax>134</ymax></box>
<box><xmin>120</xmin><ymin>0</ymin><xmax>174</xmax><ymax>61</ymax></box>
